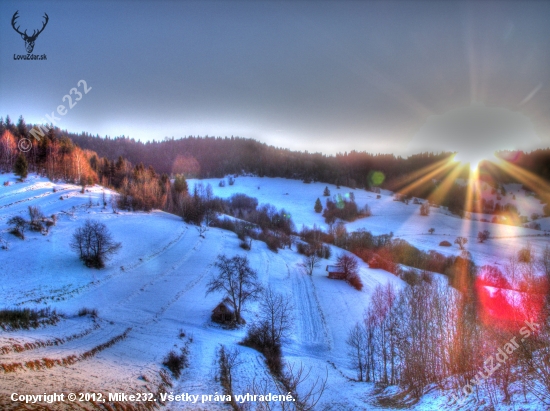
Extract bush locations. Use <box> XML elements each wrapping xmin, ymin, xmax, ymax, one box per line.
<box><xmin>420</xmin><ymin>202</ymin><xmax>430</xmax><ymax>216</ymax></box>
<box><xmin>518</xmin><ymin>245</ymin><xmax>533</xmax><ymax>263</ymax></box>
<box><xmin>367</xmin><ymin>253</ymin><xmax>397</xmax><ymax>274</ymax></box>
<box><xmin>8</xmin><ymin>216</ymin><xmax>26</xmax><ymax>239</ymax></box>
<box><xmin>363</xmin><ymin>204</ymin><xmax>372</xmax><ymax>217</ymax></box>
<box><xmin>259</xmin><ymin>231</ymin><xmax>282</xmax><ymax>252</ymax></box>
<box><xmin>70</xmin><ymin>220</ymin><xmax>122</xmax><ymax>268</ymax></box>
<box><xmin>315</xmin><ymin>244</ymin><xmax>331</xmax><ymax>259</ymax></box>
<box><xmin>28</xmin><ymin>206</ymin><xmax>45</xmax><ymax>232</ymax></box>
<box><xmin>296</xmin><ymin>242</ymin><xmax>311</xmax><ymax>255</ymax></box>
<box><xmin>218</xmin><ymin>180</ymin><xmax>226</xmax><ymax>187</ymax></box>
<box><xmin>400</xmin><ymin>269</ymin><xmax>422</xmax><ymax>286</ymax></box>
<box><xmin>240</xmin><ymin>322</ymin><xmax>283</xmax><ymax>376</ymax></box>
<box><xmin>439</xmin><ymin>240</ymin><xmax>452</xmax><ymax>247</ymax></box>
<box><xmin>78</xmin><ymin>307</ymin><xmax>98</xmax><ymax>318</ymax></box>
<box><xmin>162</xmin><ymin>346</ymin><xmax>190</xmax><ymax>379</ymax></box>
<box><xmin>477</xmin><ymin>230</ymin><xmax>490</xmax><ymax>243</ymax></box>
<box><xmin>210</xmin><ymin>217</ymin><xmax>236</xmax><ymax>233</ymax></box>
<box><xmin>347</xmin><ymin>273</ymin><xmax>363</xmax><ymax>291</ymax></box>
<box><xmin>0</xmin><ymin>307</ymin><xmax>59</xmax><ymax>330</ymax></box>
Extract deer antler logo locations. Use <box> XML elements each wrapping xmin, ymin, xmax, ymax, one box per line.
<box><xmin>11</xmin><ymin>11</ymin><xmax>49</xmax><ymax>53</ymax></box>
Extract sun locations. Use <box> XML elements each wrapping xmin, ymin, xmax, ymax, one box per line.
<box><xmin>453</xmin><ymin>152</ymin><xmax>497</xmax><ymax>172</ymax></box>
<box><xmin>408</xmin><ymin>104</ymin><xmax>541</xmax><ymax>172</ymax></box>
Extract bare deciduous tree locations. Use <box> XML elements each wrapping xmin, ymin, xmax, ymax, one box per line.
<box><xmin>420</xmin><ymin>202</ymin><xmax>430</xmax><ymax>216</ymax></box>
<box><xmin>259</xmin><ymin>287</ymin><xmax>294</xmax><ymax>347</ymax></box>
<box><xmin>243</xmin><ymin>363</ymin><xmax>327</xmax><ymax>411</ymax></box>
<box><xmin>70</xmin><ymin>220</ymin><xmax>121</xmax><ymax>268</ymax></box>
<box><xmin>298</xmin><ymin>253</ymin><xmax>321</xmax><ymax>276</ymax></box>
<box><xmin>454</xmin><ymin>236</ymin><xmax>467</xmax><ymax>250</ymax></box>
<box><xmin>335</xmin><ymin>253</ymin><xmax>359</xmax><ymax>278</ymax></box>
<box><xmin>217</xmin><ymin>344</ymin><xmax>242</xmax><ymax>402</ymax></box>
<box><xmin>346</xmin><ymin>322</ymin><xmax>367</xmax><ymax>381</ymax></box>
<box><xmin>477</xmin><ymin>230</ymin><xmax>490</xmax><ymax>243</ymax></box>
<box><xmin>206</xmin><ymin>254</ymin><xmax>262</xmax><ymax>324</ymax></box>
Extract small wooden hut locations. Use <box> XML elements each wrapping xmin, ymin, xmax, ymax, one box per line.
<box><xmin>211</xmin><ymin>297</ymin><xmax>236</xmax><ymax>324</ymax></box>
<box><xmin>326</xmin><ymin>265</ymin><xmax>346</xmax><ymax>280</ymax></box>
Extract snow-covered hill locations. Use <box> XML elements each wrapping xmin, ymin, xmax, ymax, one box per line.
<box><xmin>0</xmin><ymin>173</ymin><xmax>547</xmax><ymax>410</ymax></box>
<box><xmin>190</xmin><ymin>176</ymin><xmax>549</xmax><ymax>270</ymax></box>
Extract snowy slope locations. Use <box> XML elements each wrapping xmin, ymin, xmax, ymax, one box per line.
<box><xmin>0</xmin><ymin>173</ymin><xmax>547</xmax><ymax>410</ymax></box>
<box><xmin>0</xmin><ymin>174</ymin><xmax>401</xmax><ymax>410</ymax></box>
<box><xmin>190</xmin><ymin>176</ymin><xmax>549</xmax><ymax>269</ymax></box>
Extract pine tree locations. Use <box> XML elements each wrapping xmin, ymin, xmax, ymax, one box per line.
<box><xmin>14</xmin><ymin>153</ymin><xmax>28</xmax><ymax>180</ymax></box>
<box><xmin>314</xmin><ymin>197</ymin><xmax>323</xmax><ymax>213</ymax></box>
<box><xmin>323</xmin><ymin>186</ymin><xmax>330</xmax><ymax>196</ymax></box>
<box><xmin>174</xmin><ymin>174</ymin><xmax>188</xmax><ymax>194</ymax></box>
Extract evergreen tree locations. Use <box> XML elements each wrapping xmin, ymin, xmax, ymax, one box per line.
<box><xmin>16</xmin><ymin>115</ymin><xmax>27</xmax><ymax>138</ymax></box>
<box><xmin>314</xmin><ymin>197</ymin><xmax>323</xmax><ymax>213</ymax></box>
<box><xmin>14</xmin><ymin>153</ymin><xmax>28</xmax><ymax>180</ymax></box>
<box><xmin>174</xmin><ymin>174</ymin><xmax>188</xmax><ymax>194</ymax></box>
<box><xmin>323</xmin><ymin>186</ymin><xmax>330</xmax><ymax>196</ymax></box>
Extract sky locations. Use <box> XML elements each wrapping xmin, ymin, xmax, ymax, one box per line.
<box><xmin>1</xmin><ymin>0</ymin><xmax>549</xmax><ymax>157</ymax></box>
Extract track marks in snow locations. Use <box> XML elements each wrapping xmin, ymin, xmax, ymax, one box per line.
<box><xmin>0</xmin><ymin>327</ymin><xmax>131</xmax><ymax>374</ymax></box>
<box><xmin>291</xmin><ymin>270</ymin><xmax>332</xmax><ymax>353</ymax></box>
<box><xmin>0</xmin><ymin>322</ymin><xmax>101</xmax><ymax>356</ymax></box>
<box><xmin>16</xmin><ymin>223</ymin><xmax>190</xmax><ymax>307</ymax></box>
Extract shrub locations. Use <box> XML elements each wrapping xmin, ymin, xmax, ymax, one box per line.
<box><xmin>526</xmin><ymin>222</ymin><xmax>541</xmax><ymax>230</ymax></box>
<box><xmin>420</xmin><ymin>271</ymin><xmax>432</xmax><ymax>284</ymax></box>
<box><xmin>363</xmin><ymin>204</ymin><xmax>372</xmax><ymax>217</ymax></box>
<box><xmin>315</xmin><ymin>244</ymin><xmax>331</xmax><ymax>259</ymax></box>
<box><xmin>400</xmin><ymin>269</ymin><xmax>422</xmax><ymax>286</ymax></box>
<box><xmin>518</xmin><ymin>245</ymin><xmax>533</xmax><ymax>263</ymax></box>
<box><xmin>296</xmin><ymin>242</ymin><xmax>312</xmax><ymax>256</ymax></box>
<box><xmin>259</xmin><ymin>231</ymin><xmax>282</xmax><ymax>252</ymax></box>
<box><xmin>78</xmin><ymin>308</ymin><xmax>98</xmax><ymax>318</ymax></box>
<box><xmin>240</xmin><ymin>322</ymin><xmax>283</xmax><ymax>376</ymax></box>
<box><xmin>0</xmin><ymin>307</ymin><xmax>59</xmax><ymax>330</ymax></box>
<box><xmin>477</xmin><ymin>230</ymin><xmax>490</xmax><ymax>243</ymax></box>
<box><xmin>219</xmin><ymin>180</ymin><xmax>226</xmax><ymax>187</ymax></box>
<box><xmin>420</xmin><ymin>202</ymin><xmax>430</xmax><ymax>216</ymax></box>
<box><xmin>70</xmin><ymin>220</ymin><xmax>122</xmax><ymax>268</ymax></box>
<box><xmin>239</xmin><ymin>240</ymin><xmax>251</xmax><ymax>250</ymax></box>
<box><xmin>210</xmin><ymin>217</ymin><xmax>236</xmax><ymax>233</ymax></box>
<box><xmin>28</xmin><ymin>206</ymin><xmax>45</xmax><ymax>232</ymax></box>
<box><xmin>8</xmin><ymin>216</ymin><xmax>26</xmax><ymax>239</ymax></box>
<box><xmin>347</xmin><ymin>273</ymin><xmax>363</xmax><ymax>291</ymax></box>
<box><xmin>439</xmin><ymin>240</ymin><xmax>452</xmax><ymax>247</ymax></box>
<box><xmin>162</xmin><ymin>347</ymin><xmax>189</xmax><ymax>379</ymax></box>
<box><xmin>367</xmin><ymin>252</ymin><xmax>397</xmax><ymax>274</ymax></box>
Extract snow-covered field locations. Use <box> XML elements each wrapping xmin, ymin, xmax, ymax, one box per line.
<box><xmin>190</xmin><ymin>176</ymin><xmax>549</xmax><ymax>270</ymax></box>
<box><xmin>0</xmin><ymin>173</ymin><xmax>547</xmax><ymax>410</ymax></box>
